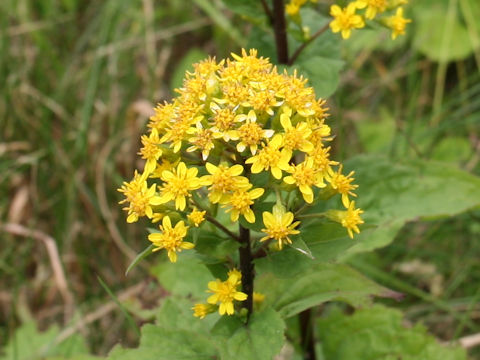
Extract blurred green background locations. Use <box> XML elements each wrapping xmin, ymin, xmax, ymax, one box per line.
<box><xmin>1</xmin><ymin>0</ymin><xmax>480</xmax><ymax>357</ymax></box>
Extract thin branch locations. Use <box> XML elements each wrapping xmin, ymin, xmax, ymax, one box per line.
<box><xmin>260</xmin><ymin>0</ymin><xmax>274</xmax><ymax>24</ymax></box>
<box><xmin>288</xmin><ymin>22</ymin><xmax>330</xmax><ymax>66</ymax></box>
<box><xmin>206</xmin><ymin>215</ymin><xmax>241</xmax><ymax>242</ymax></box>
<box><xmin>272</xmin><ymin>0</ymin><xmax>289</xmax><ymax>64</ymax></box>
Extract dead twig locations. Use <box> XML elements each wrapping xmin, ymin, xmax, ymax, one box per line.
<box><xmin>0</xmin><ymin>223</ymin><xmax>75</xmax><ymax>322</ymax></box>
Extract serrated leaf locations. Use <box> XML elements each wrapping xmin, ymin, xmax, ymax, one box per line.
<box><xmin>256</xmin><ymin>263</ymin><xmax>393</xmax><ymax>318</ymax></box>
<box><xmin>109</xmin><ymin>299</ymin><xmax>218</xmax><ymax>360</ymax></box>
<box><xmin>340</xmin><ymin>155</ymin><xmax>480</xmax><ymax>255</ymax></box>
<box><xmin>211</xmin><ymin>307</ymin><xmax>286</xmax><ymax>360</ymax></box>
<box><xmin>255</xmin><ymin>223</ymin><xmax>356</xmax><ymax>277</ymax></box>
<box><xmin>150</xmin><ymin>253</ymin><xmax>214</xmax><ymax>300</ymax></box>
<box><xmin>317</xmin><ymin>305</ymin><xmax>468</xmax><ymax>360</ymax></box>
<box><xmin>1</xmin><ymin>321</ymin><xmax>89</xmax><ymax>360</ymax></box>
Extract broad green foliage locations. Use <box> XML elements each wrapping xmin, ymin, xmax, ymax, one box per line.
<box><xmin>150</xmin><ymin>253</ymin><xmax>216</xmax><ymax>300</ymax></box>
<box><xmin>0</xmin><ymin>321</ymin><xmax>92</xmax><ymax>360</ymax></box>
<box><xmin>109</xmin><ymin>299</ymin><xmax>285</xmax><ymax>360</ymax></box>
<box><xmin>212</xmin><ymin>308</ymin><xmax>286</xmax><ymax>360</ymax></box>
<box><xmin>339</xmin><ymin>154</ymin><xmax>480</xmax><ymax>254</ymax></box>
<box><xmin>413</xmin><ymin>0</ymin><xmax>480</xmax><ymax>62</ymax></box>
<box><xmin>256</xmin><ymin>263</ymin><xmax>393</xmax><ymax>318</ymax></box>
<box><xmin>317</xmin><ymin>305</ymin><xmax>468</xmax><ymax>360</ymax></box>
<box><xmin>291</xmin><ymin>9</ymin><xmax>344</xmax><ymax>98</ymax></box>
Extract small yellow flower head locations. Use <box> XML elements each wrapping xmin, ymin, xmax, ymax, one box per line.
<box><xmin>148</xmin><ymin>216</ymin><xmax>194</xmax><ymax>262</ymax></box>
<box><xmin>330</xmin><ymin>3</ymin><xmax>365</xmax><ymax>39</ymax></box>
<box><xmin>139</xmin><ymin>128</ymin><xmax>163</xmax><ymax>175</ymax></box>
<box><xmin>326</xmin><ymin>201</ymin><xmax>364</xmax><ymax>238</ymax></box>
<box><xmin>157</xmin><ymin>162</ymin><xmax>206</xmax><ymax>211</ymax></box>
<box><xmin>327</xmin><ymin>165</ymin><xmax>359</xmax><ymax>207</ymax></box>
<box><xmin>386</xmin><ymin>7</ymin><xmax>411</xmax><ymax>39</ymax></box>
<box><xmin>355</xmin><ymin>0</ymin><xmax>388</xmax><ymax>19</ymax></box>
<box><xmin>118</xmin><ymin>171</ymin><xmax>162</xmax><ymax>223</ymax></box>
<box><xmin>203</xmin><ymin>163</ymin><xmax>251</xmax><ymax>204</ymax></box>
<box><xmin>253</xmin><ymin>292</ymin><xmax>266</xmax><ymax>304</ymax></box>
<box><xmin>207</xmin><ymin>272</ymin><xmax>248</xmax><ymax>315</ymax></box>
<box><xmin>227</xmin><ymin>268</ymin><xmax>242</xmax><ymax>286</ymax></box>
<box><xmin>192</xmin><ymin>303</ymin><xmax>217</xmax><ymax>319</ymax></box>
<box><xmin>246</xmin><ymin>134</ymin><xmax>291</xmax><ymax>179</ymax></box>
<box><xmin>222</xmin><ymin>187</ymin><xmax>265</xmax><ymax>223</ymax></box>
<box><xmin>284</xmin><ymin>158</ymin><xmax>327</xmax><ymax>203</ymax></box>
<box><xmin>188</xmin><ymin>208</ymin><xmax>206</xmax><ymax>227</ymax></box>
<box><xmin>261</xmin><ymin>204</ymin><xmax>300</xmax><ymax>249</ymax></box>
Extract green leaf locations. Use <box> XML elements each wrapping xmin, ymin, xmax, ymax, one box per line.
<box><xmin>256</xmin><ymin>263</ymin><xmax>393</xmax><ymax>318</ymax></box>
<box><xmin>1</xmin><ymin>321</ymin><xmax>90</xmax><ymax>360</ymax></box>
<box><xmin>109</xmin><ymin>299</ymin><xmax>218</xmax><ymax>360</ymax></box>
<box><xmin>170</xmin><ymin>48</ymin><xmax>208</xmax><ymax>91</ymax></box>
<box><xmin>125</xmin><ymin>244</ymin><xmax>153</xmax><ymax>276</ymax></box>
<box><xmin>108</xmin><ymin>325</ymin><xmax>217</xmax><ymax>360</ymax></box>
<box><xmin>150</xmin><ymin>253</ymin><xmax>214</xmax><ymax>300</ymax></box>
<box><xmin>194</xmin><ymin>230</ymin><xmax>239</xmax><ymax>263</ymax></box>
<box><xmin>255</xmin><ymin>223</ymin><xmax>355</xmax><ymax>277</ymax></box>
<box><xmin>317</xmin><ymin>305</ymin><xmax>468</xmax><ymax>360</ymax></box>
<box><xmin>220</xmin><ymin>0</ymin><xmax>267</xmax><ymax>23</ymax></box>
<box><xmin>290</xmin><ymin>8</ymin><xmax>344</xmax><ymax>98</ymax></box>
<box><xmin>413</xmin><ymin>1</ymin><xmax>476</xmax><ymax>62</ymax></box>
<box><xmin>211</xmin><ymin>307</ymin><xmax>286</xmax><ymax>360</ymax></box>
<box><xmin>340</xmin><ymin>155</ymin><xmax>480</xmax><ymax>255</ymax></box>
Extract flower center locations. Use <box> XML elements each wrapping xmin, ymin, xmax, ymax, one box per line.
<box><xmin>238</xmin><ymin>122</ymin><xmax>264</xmax><ymax>146</ymax></box>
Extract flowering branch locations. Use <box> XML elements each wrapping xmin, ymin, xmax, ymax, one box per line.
<box><xmin>288</xmin><ymin>22</ymin><xmax>330</xmax><ymax>66</ymax></box>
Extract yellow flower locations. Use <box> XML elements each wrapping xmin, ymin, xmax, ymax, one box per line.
<box><xmin>147</xmin><ymin>216</ymin><xmax>194</xmax><ymax>262</ymax></box>
<box><xmin>283</xmin><ymin>158</ymin><xmax>326</xmax><ymax>203</ymax></box>
<box><xmin>150</xmin><ymin>158</ymin><xmax>179</xmax><ymax>179</ymax></box>
<box><xmin>157</xmin><ymin>162</ymin><xmax>206</xmax><ymax>211</ymax></box>
<box><xmin>327</xmin><ymin>165</ymin><xmax>358</xmax><ymax>207</ymax></box>
<box><xmin>330</xmin><ymin>3</ymin><xmax>365</xmax><ymax>39</ymax></box>
<box><xmin>148</xmin><ymin>102</ymin><xmax>175</xmax><ymax>132</ymax></box>
<box><xmin>227</xmin><ymin>268</ymin><xmax>242</xmax><ymax>285</ymax></box>
<box><xmin>139</xmin><ymin>128</ymin><xmax>163</xmax><ymax>175</ymax></box>
<box><xmin>118</xmin><ymin>170</ymin><xmax>162</xmax><ymax>223</ymax></box>
<box><xmin>186</xmin><ymin>122</ymin><xmax>222</xmax><ymax>161</ymax></box>
<box><xmin>192</xmin><ymin>303</ymin><xmax>217</xmax><ymax>319</ymax></box>
<box><xmin>207</xmin><ymin>272</ymin><xmax>247</xmax><ymax>315</ymax></box>
<box><xmin>253</xmin><ymin>292</ymin><xmax>265</xmax><ymax>304</ymax></box>
<box><xmin>230</xmin><ymin>110</ymin><xmax>274</xmax><ymax>154</ymax></box>
<box><xmin>280</xmin><ymin>113</ymin><xmax>314</xmax><ymax>154</ymax></box>
<box><xmin>188</xmin><ymin>208</ymin><xmax>206</xmax><ymax>227</ymax></box>
<box><xmin>355</xmin><ymin>0</ymin><xmax>387</xmax><ymax>19</ymax></box>
<box><xmin>222</xmin><ymin>187</ymin><xmax>265</xmax><ymax>223</ymax></box>
<box><xmin>326</xmin><ymin>201</ymin><xmax>364</xmax><ymax>238</ymax></box>
<box><xmin>386</xmin><ymin>7</ymin><xmax>411</xmax><ymax>39</ymax></box>
<box><xmin>245</xmin><ymin>134</ymin><xmax>291</xmax><ymax>179</ymax></box>
<box><xmin>210</xmin><ymin>104</ymin><xmax>239</xmax><ymax>141</ymax></box>
<box><xmin>286</xmin><ymin>2</ymin><xmax>300</xmax><ymax>16</ymax></box>
<box><xmin>203</xmin><ymin>163</ymin><xmax>251</xmax><ymax>203</ymax></box>
<box><xmin>308</xmin><ymin>146</ymin><xmax>338</xmax><ymax>176</ymax></box>
<box><xmin>261</xmin><ymin>204</ymin><xmax>300</xmax><ymax>249</ymax></box>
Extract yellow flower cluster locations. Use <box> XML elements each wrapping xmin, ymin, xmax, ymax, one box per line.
<box><xmin>118</xmin><ymin>49</ymin><xmax>364</xmax><ymax>265</ymax></box>
<box><xmin>329</xmin><ymin>0</ymin><xmax>411</xmax><ymax>39</ymax></box>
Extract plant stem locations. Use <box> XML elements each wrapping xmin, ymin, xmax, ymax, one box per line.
<box><xmin>206</xmin><ymin>215</ymin><xmax>241</xmax><ymax>242</ymax></box>
<box><xmin>272</xmin><ymin>0</ymin><xmax>289</xmax><ymax>64</ymax></box>
<box><xmin>288</xmin><ymin>22</ymin><xmax>330</xmax><ymax>65</ymax></box>
<box><xmin>260</xmin><ymin>0</ymin><xmax>274</xmax><ymax>24</ymax></box>
<box><xmin>239</xmin><ymin>224</ymin><xmax>254</xmax><ymax>318</ymax></box>
<box><xmin>299</xmin><ymin>309</ymin><xmax>316</xmax><ymax>360</ymax></box>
